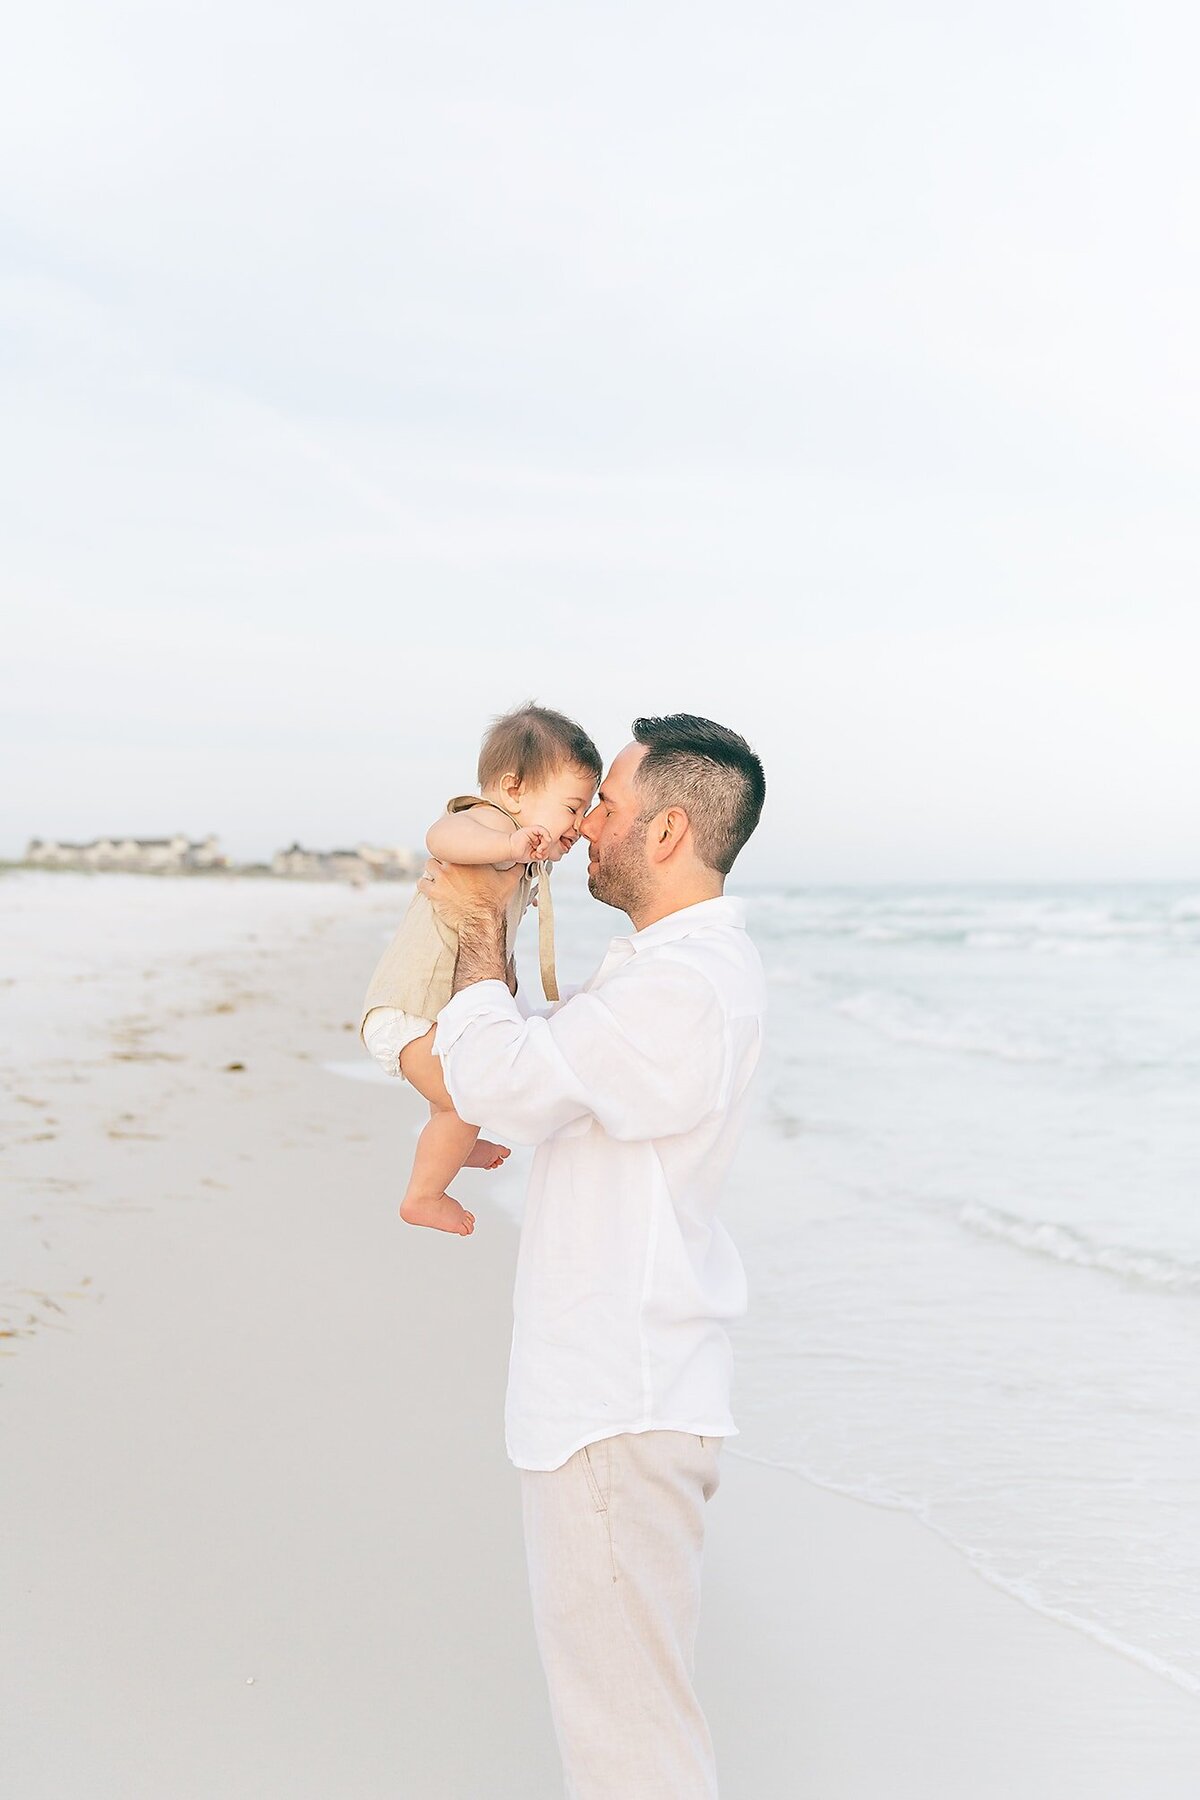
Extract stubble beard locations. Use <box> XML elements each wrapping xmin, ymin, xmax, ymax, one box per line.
<box><xmin>587</xmin><ymin>824</ymin><xmax>652</xmax><ymax>919</ymax></box>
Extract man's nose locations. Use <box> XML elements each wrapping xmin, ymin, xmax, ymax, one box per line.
<box><xmin>580</xmin><ymin>807</ymin><xmax>601</xmax><ymax>845</ymax></box>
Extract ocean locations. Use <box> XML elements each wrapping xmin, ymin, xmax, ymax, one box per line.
<box><xmin>523</xmin><ymin>879</ymin><xmax>1200</xmax><ymax>1697</ymax></box>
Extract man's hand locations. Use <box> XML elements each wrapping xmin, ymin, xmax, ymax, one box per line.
<box><xmin>418</xmin><ymin>857</ymin><xmax>515</xmax><ymax>996</ymax></box>
<box><xmin>418</xmin><ymin>856</ymin><xmax>524</xmax><ymax>932</ymax></box>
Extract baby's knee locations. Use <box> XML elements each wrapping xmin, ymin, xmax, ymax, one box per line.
<box><xmin>425</xmin><ymin>1093</ymin><xmax>461</xmax><ymax>1118</ymax></box>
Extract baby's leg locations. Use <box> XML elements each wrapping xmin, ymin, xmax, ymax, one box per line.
<box><xmin>401</xmin><ymin>1028</ymin><xmax>511</xmax><ymax>1170</ymax></box>
<box><xmin>397</xmin><ymin>1031</ymin><xmax>508</xmax><ymax>1235</ymax></box>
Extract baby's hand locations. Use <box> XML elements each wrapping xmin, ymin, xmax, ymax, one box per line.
<box><xmin>508</xmin><ymin>824</ymin><xmax>554</xmax><ymax>862</ymax></box>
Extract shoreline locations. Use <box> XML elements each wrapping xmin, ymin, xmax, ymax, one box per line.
<box><xmin>725</xmin><ymin>1446</ymin><xmax>1200</xmax><ymax>1705</ymax></box>
<box><xmin>3</xmin><ymin>872</ymin><xmax>1198</xmax><ymax>1796</ymax></box>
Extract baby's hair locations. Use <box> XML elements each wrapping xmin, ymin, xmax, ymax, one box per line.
<box><xmin>478</xmin><ymin>701</ymin><xmax>603</xmax><ymax>792</ymax></box>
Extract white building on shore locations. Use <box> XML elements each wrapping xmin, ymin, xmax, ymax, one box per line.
<box><xmin>270</xmin><ymin>842</ymin><xmax>420</xmax><ymax>882</ymax></box>
<box><xmin>20</xmin><ymin>835</ymin><xmax>418</xmax><ymax>882</ymax></box>
<box><xmin>24</xmin><ymin>835</ymin><xmax>227</xmax><ymax>873</ymax></box>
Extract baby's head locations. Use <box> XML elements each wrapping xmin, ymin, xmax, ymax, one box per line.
<box><xmin>478</xmin><ymin>702</ymin><xmax>602</xmax><ymax>861</ymax></box>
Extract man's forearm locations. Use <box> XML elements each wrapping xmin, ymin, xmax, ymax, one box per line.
<box><xmin>452</xmin><ymin>909</ymin><xmax>509</xmax><ymax>995</ymax></box>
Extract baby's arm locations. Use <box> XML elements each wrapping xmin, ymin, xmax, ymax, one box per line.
<box><xmin>426</xmin><ymin>807</ymin><xmax>519</xmax><ymax>867</ymax></box>
<box><xmin>426</xmin><ymin>808</ymin><xmax>551</xmax><ymax>868</ymax></box>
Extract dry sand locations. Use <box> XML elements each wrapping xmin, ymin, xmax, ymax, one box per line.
<box><xmin>2</xmin><ymin>873</ymin><xmax>1198</xmax><ymax>1797</ymax></box>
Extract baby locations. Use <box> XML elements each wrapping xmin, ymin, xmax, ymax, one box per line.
<box><xmin>359</xmin><ymin>702</ymin><xmax>601</xmax><ymax>1238</ymax></box>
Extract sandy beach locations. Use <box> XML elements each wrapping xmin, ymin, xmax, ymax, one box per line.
<box><xmin>3</xmin><ymin>871</ymin><xmax>1199</xmax><ymax>1798</ymax></box>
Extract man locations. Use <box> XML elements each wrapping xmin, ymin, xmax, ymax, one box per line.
<box><xmin>418</xmin><ymin>713</ymin><xmax>766</xmax><ymax>1799</ymax></box>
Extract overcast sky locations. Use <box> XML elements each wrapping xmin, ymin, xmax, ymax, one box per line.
<box><xmin>3</xmin><ymin>0</ymin><xmax>1197</xmax><ymax>883</ymax></box>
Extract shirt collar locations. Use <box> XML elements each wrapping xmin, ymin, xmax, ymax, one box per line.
<box><xmin>612</xmin><ymin>894</ymin><xmax>747</xmax><ymax>955</ymax></box>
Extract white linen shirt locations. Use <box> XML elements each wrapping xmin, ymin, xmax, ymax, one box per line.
<box><xmin>432</xmin><ymin>893</ymin><xmax>766</xmax><ymax>1472</ymax></box>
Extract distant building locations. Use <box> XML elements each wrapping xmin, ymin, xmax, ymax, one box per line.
<box><xmin>354</xmin><ymin>843</ymin><xmax>423</xmax><ymax>879</ymax></box>
<box><xmin>24</xmin><ymin>835</ymin><xmax>227</xmax><ymax>873</ymax></box>
<box><xmin>271</xmin><ymin>843</ymin><xmax>331</xmax><ymax>880</ymax></box>
<box><xmin>270</xmin><ymin>842</ymin><xmax>420</xmax><ymax>882</ymax></box>
<box><xmin>21</xmin><ymin>834</ymin><xmax>417</xmax><ymax>882</ymax></box>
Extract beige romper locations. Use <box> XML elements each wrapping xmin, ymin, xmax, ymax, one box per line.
<box><xmin>358</xmin><ymin>794</ymin><xmax>558</xmax><ymax>1080</ymax></box>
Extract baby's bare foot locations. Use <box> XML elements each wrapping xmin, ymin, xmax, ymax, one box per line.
<box><xmin>399</xmin><ymin>1191</ymin><xmax>476</xmax><ymax>1235</ymax></box>
<box><xmin>464</xmin><ymin>1139</ymin><xmax>510</xmax><ymax>1171</ymax></box>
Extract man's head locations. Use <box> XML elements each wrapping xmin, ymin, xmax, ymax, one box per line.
<box><xmin>581</xmin><ymin>714</ymin><xmax>766</xmax><ymax>922</ymax></box>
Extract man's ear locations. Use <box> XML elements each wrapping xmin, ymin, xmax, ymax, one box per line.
<box><xmin>653</xmin><ymin>807</ymin><xmax>689</xmax><ymax>858</ymax></box>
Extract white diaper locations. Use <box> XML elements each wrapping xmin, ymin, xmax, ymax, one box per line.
<box><xmin>361</xmin><ymin>1006</ymin><xmax>434</xmax><ymax>1080</ymax></box>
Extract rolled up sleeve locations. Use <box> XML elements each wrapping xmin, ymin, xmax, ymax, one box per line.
<box><xmin>433</xmin><ymin>961</ymin><xmax>724</xmax><ymax>1147</ymax></box>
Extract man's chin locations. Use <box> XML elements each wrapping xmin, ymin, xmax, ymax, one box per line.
<box><xmin>587</xmin><ymin>865</ymin><xmax>618</xmax><ymax>908</ymax></box>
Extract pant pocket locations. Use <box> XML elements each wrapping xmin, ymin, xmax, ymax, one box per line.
<box><xmin>579</xmin><ymin>1440</ymin><xmax>610</xmax><ymax>1512</ymax></box>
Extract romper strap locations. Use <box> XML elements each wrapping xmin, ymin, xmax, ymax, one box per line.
<box><xmin>535</xmin><ymin>862</ymin><xmax>559</xmax><ymax>1003</ymax></box>
<box><xmin>442</xmin><ymin>796</ymin><xmax>559</xmax><ymax>1002</ymax></box>
<box><xmin>445</xmin><ymin>793</ymin><xmax>521</xmax><ymax>824</ymax></box>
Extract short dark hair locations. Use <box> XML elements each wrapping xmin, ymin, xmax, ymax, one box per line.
<box><xmin>631</xmin><ymin>714</ymin><xmax>765</xmax><ymax>876</ymax></box>
<box><xmin>478</xmin><ymin>701</ymin><xmax>602</xmax><ymax>792</ymax></box>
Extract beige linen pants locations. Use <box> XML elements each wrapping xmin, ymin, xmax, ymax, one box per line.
<box><xmin>519</xmin><ymin>1429</ymin><xmax>724</xmax><ymax>1800</ymax></box>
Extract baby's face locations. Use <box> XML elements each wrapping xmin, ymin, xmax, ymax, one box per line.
<box><xmin>521</xmin><ymin>766</ymin><xmax>596</xmax><ymax>860</ymax></box>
